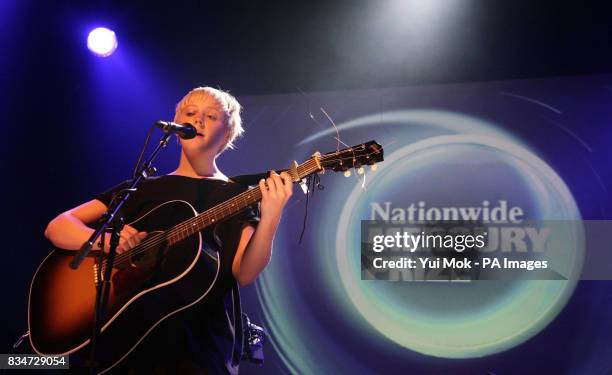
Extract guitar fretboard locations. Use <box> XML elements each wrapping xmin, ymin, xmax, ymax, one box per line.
<box><xmin>165</xmin><ymin>159</ymin><xmax>321</xmax><ymax>244</ymax></box>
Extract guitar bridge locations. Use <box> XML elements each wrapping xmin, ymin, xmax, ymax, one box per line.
<box><xmin>93</xmin><ymin>264</ymin><xmax>100</xmax><ymax>287</ymax></box>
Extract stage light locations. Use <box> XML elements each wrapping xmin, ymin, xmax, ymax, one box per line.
<box><xmin>87</xmin><ymin>27</ymin><xmax>118</xmax><ymax>57</ymax></box>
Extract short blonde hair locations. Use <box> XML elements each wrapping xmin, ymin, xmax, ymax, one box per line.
<box><xmin>174</xmin><ymin>86</ymin><xmax>244</xmax><ymax>153</ymax></box>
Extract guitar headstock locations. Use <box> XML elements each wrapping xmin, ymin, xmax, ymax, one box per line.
<box><xmin>289</xmin><ymin>140</ymin><xmax>384</xmax><ymax>182</ymax></box>
<box><xmin>319</xmin><ymin>140</ymin><xmax>384</xmax><ymax>173</ymax></box>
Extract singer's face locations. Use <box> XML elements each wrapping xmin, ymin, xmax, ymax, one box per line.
<box><xmin>174</xmin><ymin>94</ymin><xmax>227</xmax><ymax>156</ymax></box>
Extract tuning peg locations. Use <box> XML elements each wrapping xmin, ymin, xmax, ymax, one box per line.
<box><xmin>344</xmin><ymin>170</ymin><xmax>351</xmax><ymax>177</ymax></box>
<box><xmin>370</xmin><ymin>164</ymin><xmax>378</xmax><ymax>171</ymax></box>
<box><xmin>357</xmin><ymin>166</ymin><xmax>365</xmax><ymax>175</ymax></box>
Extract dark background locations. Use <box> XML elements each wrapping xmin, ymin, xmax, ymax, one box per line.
<box><xmin>1</xmin><ymin>0</ymin><xmax>611</xmax><ymax>373</ymax></box>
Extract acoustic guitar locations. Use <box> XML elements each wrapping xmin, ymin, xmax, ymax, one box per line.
<box><xmin>28</xmin><ymin>140</ymin><xmax>383</xmax><ymax>373</ymax></box>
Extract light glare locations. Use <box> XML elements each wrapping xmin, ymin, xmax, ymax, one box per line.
<box><xmin>87</xmin><ymin>27</ymin><xmax>118</xmax><ymax>57</ymax></box>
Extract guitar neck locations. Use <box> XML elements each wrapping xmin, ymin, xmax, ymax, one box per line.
<box><xmin>166</xmin><ymin>158</ymin><xmax>322</xmax><ymax>244</ymax></box>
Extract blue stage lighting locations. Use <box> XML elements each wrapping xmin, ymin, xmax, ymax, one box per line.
<box><xmin>87</xmin><ymin>27</ymin><xmax>118</xmax><ymax>57</ymax></box>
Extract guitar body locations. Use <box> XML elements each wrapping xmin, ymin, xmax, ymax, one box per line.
<box><xmin>28</xmin><ymin>200</ymin><xmax>220</xmax><ymax>373</ymax></box>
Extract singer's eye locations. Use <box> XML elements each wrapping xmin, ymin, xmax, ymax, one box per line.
<box><xmin>207</xmin><ymin>115</ymin><xmax>217</xmax><ymax>121</ymax></box>
<box><xmin>185</xmin><ymin>112</ymin><xmax>195</xmax><ymax>116</ymax></box>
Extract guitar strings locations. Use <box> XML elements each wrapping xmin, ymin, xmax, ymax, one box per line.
<box><xmin>103</xmin><ymin>150</ymin><xmax>377</xmax><ymax>269</ymax></box>
<box><xmin>162</xmin><ymin>148</ymin><xmax>375</xmax><ymax>242</ymax></box>
<box><xmin>104</xmin><ymin>152</ymin><xmax>375</xmax><ymax>270</ymax></box>
<box><xmin>107</xmin><ymin>178</ymin><xmax>266</xmax><ymax>268</ymax></box>
<box><xmin>104</xmin><ymin>149</ymin><xmax>380</xmax><ymax>269</ymax></box>
<box><xmin>102</xmin><ymin>149</ymin><xmax>380</xmax><ymax>270</ymax></box>
<box><xmin>108</xmin><ymin>158</ymin><xmax>321</xmax><ymax>265</ymax></box>
<box><xmin>104</xmin><ymin>158</ymin><xmax>318</xmax><ymax>268</ymax></box>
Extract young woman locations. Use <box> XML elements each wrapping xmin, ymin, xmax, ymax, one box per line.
<box><xmin>44</xmin><ymin>87</ymin><xmax>293</xmax><ymax>374</ymax></box>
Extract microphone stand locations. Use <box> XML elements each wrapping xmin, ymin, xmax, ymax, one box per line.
<box><xmin>69</xmin><ymin>131</ymin><xmax>173</xmax><ymax>374</ymax></box>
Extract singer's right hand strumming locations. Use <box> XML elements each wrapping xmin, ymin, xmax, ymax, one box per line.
<box><xmin>112</xmin><ymin>224</ymin><xmax>148</xmax><ymax>254</ymax></box>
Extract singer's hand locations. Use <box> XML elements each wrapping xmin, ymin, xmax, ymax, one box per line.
<box><xmin>101</xmin><ymin>224</ymin><xmax>148</xmax><ymax>254</ymax></box>
<box><xmin>258</xmin><ymin>171</ymin><xmax>293</xmax><ymax>226</ymax></box>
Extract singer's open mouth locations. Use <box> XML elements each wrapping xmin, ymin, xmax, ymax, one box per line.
<box><xmin>196</xmin><ymin>133</ymin><xmax>204</xmax><ymax>137</ymax></box>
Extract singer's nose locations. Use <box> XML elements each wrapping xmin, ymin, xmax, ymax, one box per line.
<box><xmin>195</xmin><ymin>114</ymin><xmax>205</xmax><ymax>127</ymax></box>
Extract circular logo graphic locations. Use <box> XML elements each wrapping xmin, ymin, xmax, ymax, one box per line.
<box><xmin>257</xmin><ymin>110</ymin><xmax>583</xmax><ymax>372</ymax></box>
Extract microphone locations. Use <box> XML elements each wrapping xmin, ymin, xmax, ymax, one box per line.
<box><xmin>154</xmin><ymin>121</ymin><xmax>197</xmax><ymax>139</ymax></box>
